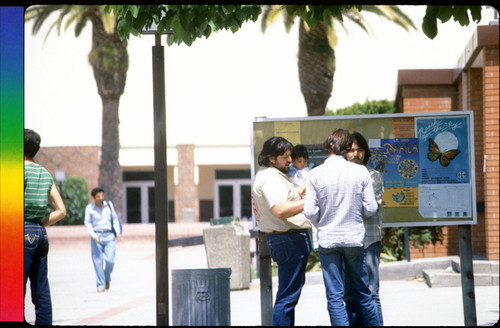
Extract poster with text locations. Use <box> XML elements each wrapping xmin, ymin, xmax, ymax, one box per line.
<box><xmin>368</xmin><ymin>138</ymin><xmax>420</xmax><ymax>208</ymax></box>
<box><xmin>416</xmin><ymin>116</ymin><xmax>469</xmax><ymax>184</ymax></box>
<box><xmin>368</xmin><ymin>138</ymin><xmax>420</xmax><ymax>189</ymax></box>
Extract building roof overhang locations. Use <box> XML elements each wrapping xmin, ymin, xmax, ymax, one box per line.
<box><xmin>395</xmin><ymin>24</ymin><xmax>499</xmax><ymax>111</ymax></box>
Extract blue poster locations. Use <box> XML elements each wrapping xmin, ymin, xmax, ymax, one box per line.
<box><xmin>416</xmin><ymin>116</ymin><xmax>469</xmax><ymax>184</ymax></box>
<box><xmin>368</xmin><ymin>138</ymin><xmax>420</xmax><ymax>188</ymax></box>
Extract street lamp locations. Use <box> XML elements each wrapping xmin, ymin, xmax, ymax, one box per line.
<box><xmin>55</xmin><ymin>169</ymin><xmax>65</xmax><ymax>198</ymax></box>
<box><xmin>143</xmin><ymin>23</ymin><xmax>173</xmax><ymax>326</ymax></box>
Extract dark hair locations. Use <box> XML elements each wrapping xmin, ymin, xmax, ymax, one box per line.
<box><xmin>351</xmin><ymin>132</ymin><xmax>371</xmax><ymax>165</ymax></box>
<box><xmin>291</xmin><ymin>144</ymin><xmax>309</xmax><ymax>161</ymax></box>
<box><xmin>323</xmin><ymin>128</ymin><xmax>352</xmax><ymax>156</ymax></box>
<box><xmin>91</xmin><ymin>187</ymin><xmax>104</xmax><ymax>197</ymax></box>
<box><xmin>257</xmin><ymin>137</ymin><xmax>293</xmax><ymax>167</ymax></box>
<box><xmin>24</xmin><ymin>129</ymin><xmax>41</xmax><ymax>159</ymax></box>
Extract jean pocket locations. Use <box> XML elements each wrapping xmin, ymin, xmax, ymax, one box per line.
<box><xmin>268</xmin><ymin>239</ymin><xmax>291</xmax><ymax>264</ymax></box>
<box><xmin>24</xmin><ymin>233</ymin><xmax>40</xmax><ymax>249</ymax></box>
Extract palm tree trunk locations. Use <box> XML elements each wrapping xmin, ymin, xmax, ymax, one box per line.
<box><xmin>298</xmin><ymin>20</ymin><xmax>335</xmax><ymax>116</ymax></box>
<box><xmin>99</xmin><ymin>98</ymin><xmax>123</xmax><ymax>217</ymax></box>
<box><xmin>87</xmin><ymin>8</ymin><xmax>128</xmax><ymax>218</ymax></box>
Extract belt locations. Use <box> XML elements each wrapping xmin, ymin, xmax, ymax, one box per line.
<box><xmin>267</xmin><ymin>229</ymin><xmax>309</xmax><ymax>235</ymax></box>
<box><xmin>94</xmin><ymin>229</ymin><xmax>113</xmax><ymax>233</ymax></box>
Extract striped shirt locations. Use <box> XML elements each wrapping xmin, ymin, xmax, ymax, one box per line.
<box><xmin>24</xmin><ymin>163</ymin><xmax>53</xmax><ymax>222</ymax></box>
<box><xmin>364</xmin><ymin>167</ymin><xmax>384</xmax><ymax>248</ymax></box>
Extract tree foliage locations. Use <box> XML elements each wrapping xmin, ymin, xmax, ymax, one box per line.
<box><xmin>382</xmin><ymin>226</ymin><xmax>445</xmax><ymax>261</ymax></box>
<box><xmin>49</xmin><ymin>176</ymin><xmax>89</xmax><ymax>226</ymax></box>
<box><xmin>104</xmin><ymin>5</ymin><xmax>262</xmax><ymax>46</ymax></box>
<box><xmin>106</xmin><ymin>5</ymin><xmax>483</xmax><ymax>45</ymax></box>
<box><xmin>325</xmin><ymin>99</ymin><xmax>397</xmax><ymax>116</ymax></box>
<box><xmin>422</xmin><ymin>5</ymin><xmax>482</xmax><ymax>39</ymax></box>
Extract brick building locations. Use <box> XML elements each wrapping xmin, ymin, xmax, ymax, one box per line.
<box><xmin>395</xmin><ymin>24</ymin><xmax>499</xmax><ymax>260</ymax></box>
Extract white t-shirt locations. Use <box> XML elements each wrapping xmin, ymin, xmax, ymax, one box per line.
<box><xmin>252</xmin><ymin>166</ymin><xmax>312</xmax><ymax>233</ymax></box>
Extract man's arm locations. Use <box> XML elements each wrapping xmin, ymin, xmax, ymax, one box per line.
<box><xmin>303</xmin><ymin>177</ymin><xmax>320</xmax><ymax>226</ymax></box>
<box><xmin>271</xmin><ymin>198</ymin><xmax>305</xmax><ymax>219</ymax></box>
<box><xmin>84</xmin><ymin>204</ymin><xmax>99</xmax><ymax>242</ymax></box>
<box><xmin>362</xmin><ymin>173</ymin><xmax>378</xmax><ymax>219</ymax></box>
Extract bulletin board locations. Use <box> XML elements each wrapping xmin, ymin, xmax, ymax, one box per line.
<box><xmin>251</xmin><ymin>111</ymin><xmax>477</xmax><ymax>227</ymax></box>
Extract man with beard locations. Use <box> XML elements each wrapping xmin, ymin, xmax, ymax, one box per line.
<box><xmin>252</xmin><ymin>136</ymin><xmax>312</xmax><ymax>326</ymax></box>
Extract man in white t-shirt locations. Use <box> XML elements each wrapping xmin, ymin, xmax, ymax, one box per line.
<box><xmin>252</xmin><ymin>136</ymin><xmax>312</xmax><ymax>326</ymax></box>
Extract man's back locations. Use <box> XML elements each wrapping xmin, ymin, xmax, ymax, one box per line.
<box><xmin>305</xmin><ymin>155</ymin><xmax>377</xmax><ymax>248</ymax></box>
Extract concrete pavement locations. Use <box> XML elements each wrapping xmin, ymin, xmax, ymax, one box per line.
<box><xmin>24</xmin><ymin>224</ymin><xmax>499</xmax><ymax>326</ymax></box>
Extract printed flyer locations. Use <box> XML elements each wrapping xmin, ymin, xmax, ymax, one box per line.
<box><xmin>368</xmin><ymin>138</ymin><xmax>420</xmax><ymax>208</ymax></box>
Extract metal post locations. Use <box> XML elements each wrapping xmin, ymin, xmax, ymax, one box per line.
<box><xmin>258</xmin><ymin>231</ymin><xmax>273</xmax><ymax>325</ymax></box>
<box><xmin>152</xmin><ymin>32</ymin><xmax>169</xmax><ymax>326</ymax></box>
<box><xmin>458</xmin><ymin>225</ymin><xmax>477</xmax><ymax>326</ymax></box>
<box><xmin>404</xmin><ymin>227</ymin><xmax>411</xmax><ymax>262</ymax></box>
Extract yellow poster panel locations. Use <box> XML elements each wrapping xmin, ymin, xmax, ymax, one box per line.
<box><xmin>383</xmin><ymin>187</ymin><xmax>418</xmax><ymax>207</ymax></box>
<box><xmin>274</xmin><ymin>121</ymin><xmax>301</xmax><ymax>145</ymax></box>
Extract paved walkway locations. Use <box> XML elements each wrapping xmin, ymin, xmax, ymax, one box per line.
<box><xmin>24</xmin><ymin>225</ymin><xmax>499</xmax><ymax>326</ymax></box>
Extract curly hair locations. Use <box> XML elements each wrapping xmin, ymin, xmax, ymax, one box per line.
<box><xmin>257</xmin><ymin>137</ymin><xmax>293</xmax><ymax>167</ymax></box>
<box><xmin>323</xmin><ymin>128</ymin><xmax>352</xmax><ymax>156</ymax></box>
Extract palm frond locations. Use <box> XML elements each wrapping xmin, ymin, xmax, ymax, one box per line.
<box><xmin>261</xmin><ymin>5</ymin><xmax>295</xmax><ymax>34</ymax></box>
<box><xmin>99</xmin><ymin>6</ymin><xmax>116</xmax><ymax>35</ymax></box>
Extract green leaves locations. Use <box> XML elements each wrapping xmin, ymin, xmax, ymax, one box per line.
<box><xmin>106</xmin><ymin>5</ymin><xmax>261</xmax><ymax>46</ymax></box>
<box><xmin>422</xmin><ymin>6</ymin><xmax>482</xmax><ymax>39</ymax></box>
<box><xmin>325</xmin><ymin>99</ymin><xmax>397</xmax><ymax>116</ymax></box>
<box><xmin>105</xmin><ymin>5</ymin><xmax>484</xmax><ymax>45</ymax></box>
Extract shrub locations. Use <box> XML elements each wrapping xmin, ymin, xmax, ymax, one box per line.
<box><xmin>325</xmin><ymin>99</ymin><xmax>397</xmax><ymax>116</ymax></box>
<box><xmin>381</xmin><ymin>226</ymin><xmax>445</xmax><ymax>261</ymax></box>
<box><xmin>49</xmin><ymin>176</ymin><xmax>89</xmax><ymax>225</ymax></box>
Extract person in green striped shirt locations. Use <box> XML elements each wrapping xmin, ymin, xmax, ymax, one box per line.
<box><xmin>24</xmin><ymin>129</ymin><xmax>66</xmax><ymax>325</ymax></box>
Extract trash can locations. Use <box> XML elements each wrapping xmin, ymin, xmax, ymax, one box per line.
<box><xmin>171</xmin><ymin>268</ymin><xmax>232</xmax><ymax>326</ymax></box>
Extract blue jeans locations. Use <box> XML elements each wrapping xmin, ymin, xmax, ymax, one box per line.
<box><xmin>24</xmin><ymin>221</ymin><xmax>52</xmax><ymax>325</ymax></box>
<box><xmin>319</xmin><ymin>246</ymin><xmax>380</xmax><ymax>326</ymax></box>
<box><xmin>90</xmin><ymin>232</ymin><xmax>116</xmax><ymax>290</ymax></box>
<box><xmin>266</xmin><ymin>231</ymin><xmax>311</xmax><ymax>326</ymax></box>
<box><xmin>345</xmin><ymin>241</ymin><xmax>383</xmax><ymax>325</ymax></box>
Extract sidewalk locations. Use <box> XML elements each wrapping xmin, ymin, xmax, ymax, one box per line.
<box><xmin>24</xmin><ymin>224</ymin><xmax>499</xmax><ymax>326</ymax></box>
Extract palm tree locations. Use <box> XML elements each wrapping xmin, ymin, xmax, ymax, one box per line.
<box><xmin>261</xmin><ymin>5</ymin><xmax>416</xmax><ymax>116</ymax></box>
<box><xmin>26</xmin><ymin>5</ymin><xmax>128</xmax><ymax>217</ymax></box>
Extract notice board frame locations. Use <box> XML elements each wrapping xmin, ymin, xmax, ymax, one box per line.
<box><xmin>250</xmin><ymin>111</ymin><xmax>477</xmax><ymax>228</ymax></box>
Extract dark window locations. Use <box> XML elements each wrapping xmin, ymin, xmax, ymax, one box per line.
<box><xmin>123</xmin><ymin>171</ymin><xmax>155</xmax><ymax>182</ymax></box>
<box><xmin>215</xmin><ymin>169</ymin><xmax>251</xmax><ymax>180</ymax></box>
<box><xmin>126</xmin><ymin>187</ymin><xmax>141</xmax><ymax>223</ymax></box>
<box><xmin>218</xmin><ymin>185</ymin><xmax>234</xmax><ymax>217</ymax></box>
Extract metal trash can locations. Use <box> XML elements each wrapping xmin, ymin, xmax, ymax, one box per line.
<box><xmin>171</xmin><ymin>268</ymin><xmax>232</xmax><ymax>326</ymax></box>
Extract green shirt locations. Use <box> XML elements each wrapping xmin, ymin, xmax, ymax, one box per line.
<box><xmin>24</xmin><ymin>163</ymin><xmax>53</xmax><ymax>222</ymax></box>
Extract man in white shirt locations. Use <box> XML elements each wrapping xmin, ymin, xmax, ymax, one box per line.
<box><xmin>84</xmin><ymin>187</ymin><xmax>122</xmax><ymax>292</ymax></box>
<box><xmin>304</xmin><ymin>128</ymin><xmax>379</xmax><ymax>326</ymax></box>
<box><xmin>252</xmin><ymin>137</ymin><xmax>312</xmax><ymax>326</ymax></box>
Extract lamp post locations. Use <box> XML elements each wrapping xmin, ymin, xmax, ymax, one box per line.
<box><xmin>143</xmin><ymin>23</ymin><xmax>172</xmax><ymax>326</ymax></box>
<box><xmin>55</xmin><ymin>169</ymin><xmax>65</xmax><ymax>199</ymax></box>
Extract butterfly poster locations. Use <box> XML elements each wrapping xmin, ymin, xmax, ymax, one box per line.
<box><xmin>416</xmin><ymin>116</ymin><xmax>470</xmax><ymax>184</ymax></box>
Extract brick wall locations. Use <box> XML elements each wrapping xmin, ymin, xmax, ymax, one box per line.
<box><xmin>469</xmin><ymin>68</ymin><xmax>487</xmax><ymax>256</ymax></box>
<box><xmin>401</xmin><ymin>85</ymin><xmax>458</xmax><ymax>113</ymax></box>
<box><xmin>174</xmin><ymin>144</ymin><xmax>199</xmax><ymax>222</ymax></box>
<box><xmin>35</xmin><ymin>146</ymin><xmax>100</xmax><ymax>201</ymax></box>
<box><xmin>483</xmin><ymin>45</ymin><xmax>500</xmax><ymax>260</ymax></box>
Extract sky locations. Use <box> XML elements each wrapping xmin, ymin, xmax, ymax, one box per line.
<box><xmin>24</xmin><ymin>5</ymin><xmax>498</xmax><ymax>148</ymax></box>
